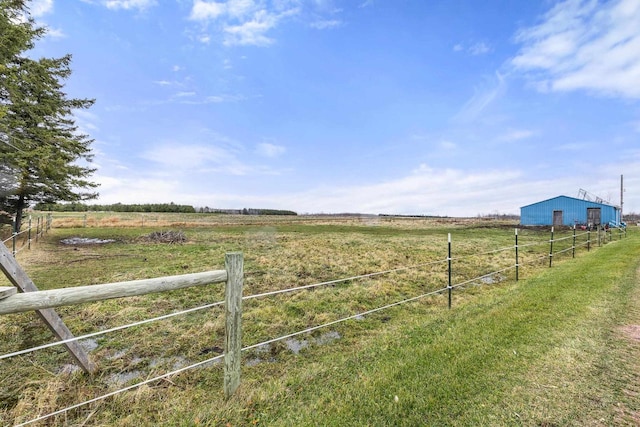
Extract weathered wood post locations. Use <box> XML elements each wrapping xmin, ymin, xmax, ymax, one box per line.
<box><xmin>224</xmin><ymin>252</ymin><xmax>244</xmax><ymax>398</ymax></box>
<box><xmin>0</xmin><ymin>244</ymin><xmax>96</xmax><ymax>373</ymax></box>
<box><xmin>28</xmin><ymin>216</ymin><xmax>32</xmax><ymax>250</ymax></box>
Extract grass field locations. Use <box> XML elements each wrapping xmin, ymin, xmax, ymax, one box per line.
<box><xmin>0</xmin><ymin>215</ymin><xmax>637</xmax><ymax>426</ymax></box>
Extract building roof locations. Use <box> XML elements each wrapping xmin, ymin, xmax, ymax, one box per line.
<box><xmin>520</xmin><ymin>195</ymin><xmax>619</xmax><ymax>210</ymax></box>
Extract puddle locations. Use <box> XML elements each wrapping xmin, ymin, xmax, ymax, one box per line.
<box><xmin>480</xmin><ymin>274</ymin><xmax>503</xmax><ymax>285</ymax></box>
<box><xmin>108</xmin><ymin>370</ymin><xmax>142</xmax><ymax>386</ymax></box>
<box><xmin>285</xmin><ymin>338</ymin><xmax>309</xmax><ymax>354</ymax></box>
<box><xmin>61</xmin><ymin>237</ymin><xmax>116</xmax><ymax>245</ymax></box>
<box><xmin>247</xmin><ymin>331</ymin><xmax>343</xmax><ymax>365</ymax></box>
<box><xmin>107</xmin><ymin>350</ymin><xmax>127</xmax><ymax>360</ymax></box>
<box><xmin>314</xmin><ymin>330</ymin><xmax>341</xmax><ymax>345</ymax></box>
<box><xmin>79</xmin><ymin>339</ymin><xmax>98</xmax><ymax>352</ymax></box>
<box><xmin>58</xmin><ymin>364</ymin><xmax>81</xmax><ymax>375</ymax></box>
<box><xmin>285</xmin><ymin>331</ymin><xmax>342</xmax><ymax>354</ymax></box>
<box><xmin>149</xmin><ymin>356</ymin><xmax>189</xmax><ymax>370</ymax></box>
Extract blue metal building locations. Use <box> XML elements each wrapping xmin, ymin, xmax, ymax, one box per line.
<box><xmin>520</xmin><ymin>195</ymin><xmax>621</xmax><ymax>227</ymax></box>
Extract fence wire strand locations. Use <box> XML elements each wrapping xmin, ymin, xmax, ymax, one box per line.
<box><xmin>451</xmin><ymin>265</ymin><xmax>516</xmax><ymax>290</ymax></box>
<box><xmin>14</xmin><ymin>353</ymin><xmax>226</xmax><ymax>427</ymax></box>
<box><xmin>244</xmin><ymin>258</ymin><xmax>449</xmax><ymax>301</ymax></box>
<box><xmin>0</xmin><ymin>300</ymin><xmax>226</xmax><ymax>361</ymax></box>
<box><xmin>5</xmin><ymin>226</ymin><xmax>622</xmax><ymax>426</ymax></box>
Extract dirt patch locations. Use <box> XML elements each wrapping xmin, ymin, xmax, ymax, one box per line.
<box><xmin>619</xmin><ymin>325</ymin><xmax>640</xmax><ymax>341</ymax></box>
<box><xmin>142</xmin><ymin>230</ymin><xmax>186</xmax><ymax>244</ymax></box>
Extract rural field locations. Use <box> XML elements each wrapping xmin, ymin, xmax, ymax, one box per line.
<box><xmin>1</xmin><ymin>214</ymin><xmax>639</xmax><ymax>426</ymax></box>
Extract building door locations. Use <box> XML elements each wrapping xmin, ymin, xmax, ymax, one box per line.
<box><xmin>587</xmin><ymin>208</ymin><xmax>601</xmax><ymax>227</ymax></box>
<box><xmin>553</xmin><ymin>210</ymin><xmax>563</xmax><ymax>226</ymax></box>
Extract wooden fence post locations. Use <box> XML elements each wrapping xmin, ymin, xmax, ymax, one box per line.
<box><xmin>224</xmin><ymin>252</ymin><xmax>244</xmax><ymax>398</ymax></box>
<box><xmin>28</xmin><ymin>216</ymin><xmax>32</xmax><ymax>250</ymax></box>
<box><xmin>0</xmin><ymin>244</ymin><xmax>95</xmax><ymax>373</ymax></box>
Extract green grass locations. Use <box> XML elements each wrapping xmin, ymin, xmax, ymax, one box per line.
<box><xmin>0</xmin><ymin>220</ymin><xmax>637</xmax><ymax>426</ymax></box>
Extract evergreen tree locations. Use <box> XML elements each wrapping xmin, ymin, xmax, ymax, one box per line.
<box><xmin>0</xmin><ymin>0</ymin><xmax>97</xmax><ymax>231</ymax></box>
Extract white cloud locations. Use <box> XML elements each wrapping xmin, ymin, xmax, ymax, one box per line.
<box><xmin>512</xmin><ymin>0</ymin><xmax>640</xmax><ymax>99</ymax></box>
<box><xmin>256</xmin><ymin>142</ymin><xmax>286</xmax><ymax>158</ymax></box>
<box><xmin>189</xmin><ymin>1</ymin><xmax>301</xmax><ymax>46</ymax></box>
<box><xmin>454</xmin><ymin>72</ymin><xmax>506</xmax><ymax>123</ymax></box>
<box><xmin>223</xmin><ymin>10</ymin><xmax>279</xmax><ymax>46</ymax></box>
<box><xmin>553</xmin><ymin>142</ymin><xmax>591</xmax><ymax>151</ymax></box>
<box><xmin>227</xmin><ymin>0</ymin><xmax>259</xmax><ymax>18</ymax></box>
<box><xmin>310</xmin><ymin>19</ymin><xmax>342</xmax><ymax>29</ymax></box>
<box><xmin>469</xmin><ymin>42</ymin><xmax>491</xmax><ymax>55</ymax></box>
<box><xmin>45</xmin><ymin>27</ymin><xmax>66</xmax><ymax>39</ymax></box>
<box><xmin>174</xmin><ymin>91</ymin><xmax>197</xmax><ymax>97</ymax></box>
<box><xmin>142</xmin><ymin>143</ymin><xmax>241</xmax><ymax>172</ymax></box>
<box><xmin>104</xmin><ymin>0</ymin><xmax>157</xmax><ymax>11</ymax></box>
<box><xmin>439</xmin><ymin>140</ymin><xmax>457</xmax><ymax>151</ymax></box>
<box><xmin>30</xmin><ymin>0</ymin><xmax>53</xmax><ymax>17</ymax></box>
<box><xmin>498</xmin><ymin>129</ymin><xmax>535</xmax><ymax>142</ymax></box>
<box><xmin>177</xmin><ymin>94</ymin><xmax>245</xmax><ymax>104</ymax></box>
<box><xmin>190</xmin><ymin>0</ymin><xmax>226</xmax><ymax>20</ymax></box>
<box><xmin>453</xmin><ymin>41</ymin><xmax>492</xmax><ymax>55</ymax></box>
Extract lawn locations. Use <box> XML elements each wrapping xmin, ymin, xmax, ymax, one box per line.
<box><xmin>0</xmin><ymin>216</ymin><xmax>637</xmax><ymax>426</ymax></box>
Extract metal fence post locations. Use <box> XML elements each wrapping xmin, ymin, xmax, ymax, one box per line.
<box><xmin>549</xmin><ymin>227</ymin><xmax>554</xmax><ymax>268</ymax></box>
<box><xmin>28</xmin><ymin>216</ymin><xmax>32</xmax><ymax>250</ymax></box>
<box><xmin>515</xmin><ymin>228</ymin><xmax>519</xmax><ymax>281</ymax></box>
<box><xmin>224</xmin><ymin>252</ymin><xmax>244</xmax><ymax>399</ymax></box>
<box><xmin>587</xmin><ymin>229</ymin><xmax>591</xmax><ymax>252</ymax></box>
<box><xmin>572</xmin><ymin>225</ymin><xmax>576</xmax><ymax>258</ymax></box>
<box><xmin>447</xmin><ymin>233</ymin><xmax>452</xmax><ymax>309</ymax></box>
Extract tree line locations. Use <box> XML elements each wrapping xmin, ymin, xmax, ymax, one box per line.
<box><xmin>35</xmin><ymin>202</ymin><xmax>197</xmax><ymax>213</ymax></box>
<box><xmin>34</xmin><ymin>203</ymin><xmax>297</xmax><ymax>216</ymax></box>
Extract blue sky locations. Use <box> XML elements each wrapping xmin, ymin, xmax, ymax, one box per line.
<box><xmin>28</xmin><ymin>0</ymin><xmax>640</xmax><ymax>216</ymax></box>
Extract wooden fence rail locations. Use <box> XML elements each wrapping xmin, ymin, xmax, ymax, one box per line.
<box><xmin>0</xmin><ymin>270</ymin><xmax>227</xmax><ymax>315</ymax></box>
<box><xmin>0</xmin><ymin>251</ymin><xmax>242</xmax><ymax>393</ymax></box>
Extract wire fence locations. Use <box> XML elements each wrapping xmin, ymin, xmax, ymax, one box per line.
<box><xmin>0</xmin><ymin>223</ymin><xmax>628</xmax><ymax>426</ymax></box>
<box><xmin>1</xmin><ymin>214</ymin><xmax>52</xmax><ymax>256</ymax></box>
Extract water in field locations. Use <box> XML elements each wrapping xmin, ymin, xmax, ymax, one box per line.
<box><xmin>60</xmin><ymin>237</ymin><xmax>116</xmax><ymax>245</ymax></box>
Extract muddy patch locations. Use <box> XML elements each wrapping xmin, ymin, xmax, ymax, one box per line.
<box><xmin>246</xmin><ymin>331</ymin><xmax>342</xmax><ymax>366</ymax></box>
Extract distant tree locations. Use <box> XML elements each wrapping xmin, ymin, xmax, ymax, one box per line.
<box><xmin>0</xmin><ymin>0</ymin><xmax>97</xmax><ymax>231</ymax></box>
